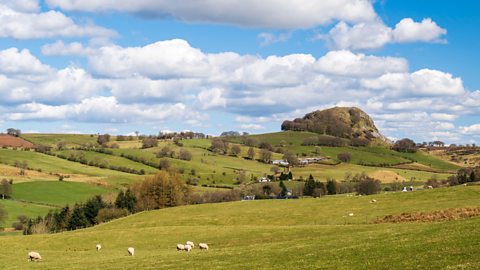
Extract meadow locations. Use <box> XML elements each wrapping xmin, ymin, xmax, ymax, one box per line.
<box><xmin>0</xmin><ymin>185</ymin><xmax>478</xmax><ymax>269</ymax></box>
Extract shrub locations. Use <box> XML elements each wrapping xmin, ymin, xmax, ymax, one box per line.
<box><xmin>96</xmin><ymin>208</ymin><xmax>129</xmax><ymax>224</ymax></box>
<box><xmin>356</xmin><ymin>177</ymin><xmax>381</xmax><ymax>195</ymax></box>
<box><xmin>392</xmin><ymin>138</ymin><xmax>418</xmax><ymax>153</ymax></box>
<box><xmin>178</xmin><ymin>149</ymin><xmax>192</xmax><ymax>161</ymax></box>
<box><xmin>337</xmin><ymin>152</ymin><xmax>352</xmax><ymax>163</ymax></box>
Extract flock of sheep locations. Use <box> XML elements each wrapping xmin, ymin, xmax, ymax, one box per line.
<box><xmin>27</xmin><ymin>241</ymin><xmax>209</xmax><ymax>262</ymax></box>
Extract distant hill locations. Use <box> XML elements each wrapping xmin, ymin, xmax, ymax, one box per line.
<box><xmin>281</xmin><ymin>107</ymin><xmax>390</xmax><ymax>144</ymax></box>
<box><xmin>0</xmin><ymin>134</ymin><xmax>34</xmax><ymax>148</ymax></box>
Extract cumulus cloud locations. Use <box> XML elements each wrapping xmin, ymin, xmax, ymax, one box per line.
<box><xmin>392</xmin><ymin>18</ymin><xmax>447</xmax><ymax>43</ymax></box>
<box><xmin>322</xmin><ymin>18</ymin><xmax>447</xmax><ymax>50</ymax></box>
<box><xmin>1</xmin><ymin>40</ymin><xmax>477</xmax><ymax>143</ymax></box>
<box><xmin>0</xmin><ymin>4</ymin><xmax>116</xmax><ymax>39</ymax></box>
<box><xmin>46</xmin><ymin>0</ymin><xmax>377</xmax><ymax>29</ymax></box>
<box><xmin>41</xmin><ymin>41</ymin><xmax>96</xmax><ymax>56</ymax></box>
<box><xmin>239</xmin><ymin>124</ymin><xmax>265</xmax><ymax>130</ymax></box>
<box><xmin>0</xmin><ymin>0</ymin><xmax>39</xmax><ymax>12</ymax></box>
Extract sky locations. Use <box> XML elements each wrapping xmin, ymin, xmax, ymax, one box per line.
<box><xmin>0</xmin><ymin>0</ymin><xmax>479</xmax><ymax>144</ymax></box>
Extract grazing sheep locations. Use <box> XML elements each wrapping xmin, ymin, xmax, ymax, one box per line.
<box><xmin>348</xmin><ymin>213</ymin><xmax>354</xmax><ymax>217</ymax></box>
<box><xmin>96</xmin><ymin>244</ymin><xmax>102</xmax><ymax>251</ymax></box>
<box><xmin>127</xmin><ymin>247</ymin><xmax>135</xmax><ymax>256</ymax></box>
<box><xmin>28</xmin><ymin>251</ymin><xmax>42</xmax><ymax>262</ymax></box>
<box><xmin>199</xmin><ymin>243</ymin><xmax>209</xmax><ymax>250</ymax></box>
<box><xmin>184</xmin><ymin>244</ymin><xmax>192</xmax><ymax>252</ymax></box>
<box><xmin>427</xmin><ymin>185</ymin><xmax>433</xmax><ymax>189</ymax></box>
<box><xmin>186</xmin><ymin>241</ymin><xmax>195</xmax><ymax>248</ymax></box>
<box><xmin>176</xmin><ymin>244</ymin><xmax>185</xmax><ymax>251</ymax></box>
<box><xmin>370</xmin><ymin>199</ymin><xmax>377</xmax><ymax>203</ymax></box>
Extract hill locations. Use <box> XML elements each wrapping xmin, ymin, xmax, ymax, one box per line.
<box><xmin>281</xmin><ymin>107</ymin><xmax>389</xmax><ymax>145</ymax></box>
<box><xmin>0</xmin><ymin>186</ymin><xmax>479</xmax><ymax>269</ymax></box>
<box><xmin>0</xmin><ymin>135</ymin><xmax>34</xmax><ymax>148</ymax></box>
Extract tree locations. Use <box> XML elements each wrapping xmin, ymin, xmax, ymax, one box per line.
<box><xmin>67</xmin><ymin>204</ymin><xmax>89</xmax><ymax>231</ymax></box>
<box><xmin>0</xmin><ymin>179</ymin><xmax>12</xmax><ymax>199</ymax></box>
<box><xmin>282</xmin><ymin>151</ymin><xmax>298</xmax><ymax>167</ymax></box>
<box><xmin>279</xmin><ymin>180</ymin><xmax>288</xmax><ymax>197</ymax></box>
<box><xmin>115</xmin><ymin>188</ymin><xmax>137</xmax><ymax>213</ymax></box>
<box><xmin>178</xmin><ymin>149</ymin><xmax>192</xmax><ymax>161</ymax></box>
<box><xmin>210</xmin><ymin>138</ymin><xmax>229</xmax><ymax>154</ymax></box>
<box><xmin>97</xmin><ymin>134</ymin><xmax>111</xmax><ymax>146</ymax></box>
<box><xmin>142</xmin><ymin>137</ymin><xmax>158</xmax><ymax>148</ymax></box>
<box><xmin>303</xmin><ymin>174</ymin><xmax>316</xmax><ymax>196</ymax></box>
<box><xmin>337</xmin><ymin>152</ymin><xmax>352</xmax><ymax>163</ymax></box>
<box><xmin>247</xmin><ymin>147</ymin><xmax>255</xmax><ymax>160</ymax></box>
<box><xmin>83</xmin><ymin>195</ymin><xmax>107</xmax><ymax>226</ymax></box>
<box><xmin>159</xmin><ymin>159</ymin><xmax>171</xmax><ymax>170</ymax></box>
<box><xmin>230</xmin><ymin>145</ymin><xmax>241</xmax><ymax>157</ymax></box>
<box><xmin>132</xmin><ymin>172</ymin><xmax>190</xmax><ymax>211</ymax></box>
<box><xmin>356</xmin><ymin>177</ymin><xmax>381</xmax><ymax>195</ymax></box>
<box><xmin>6</xmin><ymin>128</ymin><xmax>21</xmax><ymax>137</ymax></box>
<box><xmin>56</xmin><ymin>141</ymin><xmax>66</xmax><ymax>150</ymax></box>
<box><xmin>157</xmin><ymin>146</ymin><xmax>174</xmax><ymax>158</ymax></box>
<box><xmin>392</xmin><ymin>138</ymin><xmax>418</xmax><ymax>153</ymax></box>
<box><xmin>326</xmin><ymin>179</ymin><xmax>338</xmax><ymax>195</ymax></box>
<box><xmin>259</xmin><ymin>149</ymin><xmax>272</xmax><ymax>164</ymax></box>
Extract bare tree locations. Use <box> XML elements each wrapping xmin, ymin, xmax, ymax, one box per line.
<box><xmin>259</xmin><ymin>149</ymin><xmax>272</xmax><ymax>164</ymax></box>
<box><xmin>247</xmin><ymin>147</ymin><xmax>255</xmax><ymax>160</ymax></box>
<box><xmin>230</xmin><ymin>145</ymin><xmax>241</xmax><ymax>157</ymax></box>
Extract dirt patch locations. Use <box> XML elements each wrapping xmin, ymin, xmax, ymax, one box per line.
<box><xmin>369</xmin><ymin>170</ymin><xmax>406</xmax><ymax>183</ymax></box>
<box><xmin>374</xmin><ymin>207</ymin><xmax>480</xmax><ymax>224</ymax></box>
<box><xmin>0</xmin><ymin>135</ymin><xmax>34</xmax><ymax>148</ymax></box>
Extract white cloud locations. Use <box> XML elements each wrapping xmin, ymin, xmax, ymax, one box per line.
<box><xmin>41</xmin><ymin>41</ymin><xmax>96</xmax><ymax>56</ymax></box>
<box><xmin>0</xmin><ymin>4</ymin><xmax>116</xmax><ymax>39</ymax></box>
<box><xmin>197</xmin><ymin>88</ymin><xmax>227</xmax><ymax>109</ymax></box>
<box><xmin>461</xmin><ymin>124</ymin><xmax>480</xmax><ymax>135</ymax></box>
<box><xmin>431</xmin><ymin>113</ymin><xmax>458</xmax><ymax>121</ymax></box>
<box><xmin>258</xmin><ymin>32</ymin><xmax>292</xmax><ymax>46</ymax></box>
<box><xmin>315</xmin><ymin>50</ymin><xmax>408</xmax><ymax>77</ymax></box>
<box><xmin>322</xmin><ymin>18</ymin><xmax>447</xmax><ymax>50</ymax></box>
<box><xmin>435</xmin><ymin>122</ymin><xmax>455</xmax><ymax>130</ymax></box>
<box><xmin>239</xmin><ymin>124</ymin><xmax>265</xmax><ymax>130</ymax></box>
<box><xmin>323</xmin><ymin>21</ymin><xmax>392</xmax><ymax>50</ymax></box>
<box><xmin>0</xmin><ymin>0</ymin><xmax>39</xmax><ymax>12</ymax></box>
<box><xmin>392</xmin><ymin>18</ymin><xmax>447</xmax><ymax>43</ymax></box>
<box><xmin>0</xmin><ymin>48</ymin><xmax>53</xmax><ymax>78</ymax></box>
<box><xmin>46</xmin><ymin>0</ymin><xmax>377</xmax><ymax>29</ymax></box>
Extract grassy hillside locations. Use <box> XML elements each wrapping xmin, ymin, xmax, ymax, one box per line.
<box><xmin>0</xmin><ymin>149</ymin><xmax>140</xmax><ymax>186</ymax></box>
<box><xmin>0</xmin><ymin>200</ymin><xmax>55</xmax><ymax>227</ymax></box>
<box><xmin>0</xmin><ymin>186</ymin><xmax>479</xmax><ymax>269</ymax></box>
<box><xmin>11</xmin><ymin>181</ymin><xmax>111</xmax><ymax>206</ymax></box>
<box><xmin>22</xmin><ymin>134</ymin><xmax>97</xmax><ymax>147</ymax></box>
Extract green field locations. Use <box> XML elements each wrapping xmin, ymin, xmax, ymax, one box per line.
<box><xmin>0</xmin><ymin>200</ymin><xmax>55</xmax><ymax>227</ymax></box>
<box><xmin>11</xmin><ymin>181</ymin><xmax>111</xmax><ymax>206</ymax></box>
<box><xmin>0</xmin><ymin>186</ymin><xmax>479</xmax><ymax>269</ymax></box>
<box><xmin>0</xmin><ymin>149</ymin><xmax>140</xmax><ymax>186</ymax></box>
<box><xmin>22</xmin><ymin>134</ymin><xmax>97</xmax><ymax>147</ymax></box>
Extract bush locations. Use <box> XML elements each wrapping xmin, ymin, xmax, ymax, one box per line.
<box><xmin>178</xmin><ymin>149</ymin><xmax>192</xmax><ymax>161</ymax></box>
<box><xmin>356</xmin><ymin>177</ymin><xmax>381</xmax><ymax>195</ymax></box>
<box><xmin>337</xmin><ymin>152</ymin><xmax>352</xmax><ymax>163</ymax></box>
<box><xmin>142</xmin><ymin>137</ymin><xmax>158</xmax><ymax>148</ymax></box>
<box><xmin>392</xmin><ymin>138</ymin><xmax>418</xmax><ymax>153</ymax></box>
<box><xmin>351</xmin><ymin>137</ymin><xmax>370</xmax><ymax>147</ymax></box>
<box><xmin>96</xmin><ymin>208</ymin><xmax>129</xmax><ymax>224</ymax></box>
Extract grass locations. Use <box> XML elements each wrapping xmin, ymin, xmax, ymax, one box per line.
<box><xmin>0</xmin><ymin>149</ymin><xmax>140</xmax><ymax>187</ymax></box>
<box><xmin>22</xmin><ymin>134</ymin><xmax>97</xmax><ymax>148</ymax></box>
<box><xmin>0</xmin><ymin>186</ymin><xmax>479</xmax><ymax>269</ymax></box>
<box><xmin>11</xmin><ymin>181</ymin><xmax>111</xmax><ymax>206</ymax></box>
<box><xmin>0</xmin><ymin>200</ymin><xmax>55</xmax><ymax>227</ymax></box>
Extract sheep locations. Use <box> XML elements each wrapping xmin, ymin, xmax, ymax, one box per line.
<box><xmin>199</xmin><ymin>243</ymin><xmax>209</xmax><ymax>250</ymax></box>
<box><xmin>127</xmin><ymin>247</ymin><xmax>135</xmax><ymax>256</ymax></box>
<box><xmin>348</xmin><ymin>213</ymin><xmax>354</xmax><ymax>217</ymax></box>
<box><xmin>96</xmin><ymin>244</ymin><xmax>102</xmax><ymax>251</ymax></box>
<box><xmin>370</xmin><ymin>199</ymin><xmax>377</xmax><ymax>203</ymax></box>
<box><xmin>28</xmin><ymin>251</ymin><xmax>42</xmax><ymax>262</ymax></box>
<box><xmin>184</xmin><ymin>244</ymin><xmax>192</xmax><ymax>252</ymax></box>
<box><xmin>427</xmin><ymin>185</ymin><xmax>433</xmax><ymax>189</ymax></box>
<box><xmin>176</xmin><ymin>244</ymin><xmax>185</xmax><ymax>251</ymax></box>
<box><xmin>186</xmin><ymin>241</ymin><xmax>195</xmax><ymax>248</ymax></box>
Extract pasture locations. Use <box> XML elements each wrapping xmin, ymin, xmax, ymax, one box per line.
<box><xmin>0</xmin><ymin>186</ymin><xmax>479</xmax><ymax>269</ymax></box>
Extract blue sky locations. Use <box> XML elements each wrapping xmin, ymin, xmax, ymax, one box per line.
<box><xmin>0</xmin><ymin>0</ymin><xmax>479</xmax><ymax>144</ymax></box>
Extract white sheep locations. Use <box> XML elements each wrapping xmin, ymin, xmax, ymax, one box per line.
<box><xmin>199</xmin><ymin>243</ymin><xmax>209</xmax><ymax>250</ymax></box>
<box><xmin>370</xmin><ymin>199</ymin><xmax>377</xmax><ymax>203</ymax></box>
<box><xmin>348</xmin><ymin>213</ymin><xmax>354</xmax><ymax>217</ymax></box>
<box><xmin>127</xmin><ymin>247</ymin><xmax>135</xmax><ymax>256</ymax></box>
<box><xmin>176</xmin><ymin>244</ymin><xmax>185</xmax><ymax>251</ymax></box>
<box><xmin>28</xmin><ymin>251</ymin><xmax>42</xmax><ymax>262</ymax></box>
<box><xmin>427</xmin><ymin>185</ymin><xmax>433</xmax><ymax>189</ymax></box>
<box><xmin>186</xmin><ymin>241</ymin><xmax>195</xmax><ymax>248</ymax></box>
<box><xmin>184</xmin><ymin>244</ymin><xmax>192</xmax><ymax>252</ymax></box>
<box><xmin>96</xmin><ymin>244</ymin><xmax>102</xmax><ymax>251</ymax></box>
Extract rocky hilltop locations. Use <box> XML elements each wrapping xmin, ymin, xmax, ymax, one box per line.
<box><xmin>281</xmin><ymin>107</ymin><xmax>389</xmax><ymax>144</ymax></box>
